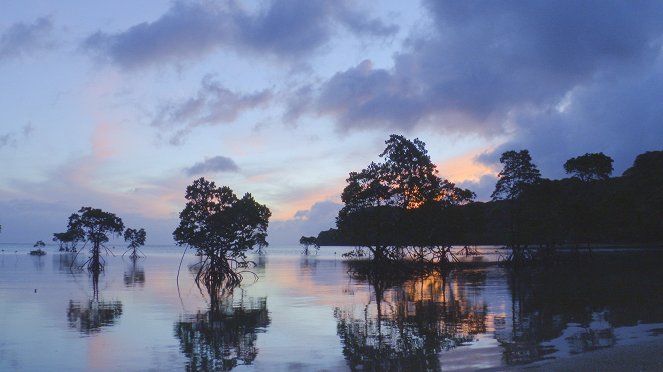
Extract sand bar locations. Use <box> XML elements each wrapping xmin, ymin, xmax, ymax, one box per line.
<box><xmin>514</xmin><ymin>337</ymin><xmax>663</xmax><ymax>371</ymax></box>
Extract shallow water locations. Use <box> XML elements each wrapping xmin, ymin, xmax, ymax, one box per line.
<box><xmin>1</xmin><ymin>244</ymin><xmax>662</xmax><ymax>371</ymax></box>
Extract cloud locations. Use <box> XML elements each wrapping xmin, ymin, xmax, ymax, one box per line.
<box><xmin>480</xmin><ymin>64</ymin><xmax>663</xmax><ymax>179</ymax></box>
<box><xmin>458</xmin><ymin>174</ymin><xmax>498</xmax><ymax>202</ymax></box>
<box><xmin>267</xmin><ymin>201</ymin><xmax>342</xmax><ymax>245</ymax></box>
<box><xmin>301</xmin><ymin>1</ymin><xmax>663</xmax><ymax>138</ymax></box>
<box><xmin>152</xmin><ymin>75</ymin><xmax>271</xmax><ymax>144</ymax></box>
<box><xmin>185</xmin><ymin>156</ymin><xmax>240</xmax><ymax>176</ymax></box>
<box><xmin>0</xmin><ymin>16</ymin><xmax>55</xmax><ymax>61</ymax></box>
<box><xmin>82</xmin><ymin>0</ymin><xmax>398</xmax><ymax>69</ymax></box>
<box><xmin>0</xmin><ymin>124</ymin><xmax>34</xmax><ymax>148</ymax></box>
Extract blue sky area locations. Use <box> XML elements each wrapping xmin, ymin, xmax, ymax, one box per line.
<box><xmin>1</xmin><ymin>1</ymin><xmax>662</xmax><ymax>244</ymax></box>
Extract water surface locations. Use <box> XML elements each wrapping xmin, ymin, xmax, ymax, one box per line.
<box><xmin>1</xmin><ymin>244</ymin><xmax>662</xmax><ymax>370</ymax></box>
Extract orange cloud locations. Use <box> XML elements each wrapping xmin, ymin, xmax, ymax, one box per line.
<box><xmin>438</xmin><ymin>150</ymin><xmax>496</xmax><ymax>184</ymax></box>
<box><xmin>271</xmin><ymin>184</ymin><xmax>342</xmax><ymax>221</ymax></box>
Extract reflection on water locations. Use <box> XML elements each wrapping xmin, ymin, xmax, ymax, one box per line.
<box><xmin>335</xmin><ymin>267</ymin><xmax>486</xmax><ymax>370</ymax></box>
<box><xmin>54</xmin><ymin>252</ymin><xmax>84</xmax><ymax>273</ymax></box>
<box><xmin>124</xmin><ymin>258</ymin><xmax>145</xmax><ymax>287</ymax></box>
<box><xmin>2</xmin><ymin>247</ymin><xmax>663</xmax><ymax>370</ymax></box>
<box><xmin>30</xmin><ymin>254</ymin><xmax>45</xmax><ymax>271</ymax></box>
<box><xmin>499</xmin><ymin>252</ymin><xmax>663</xmax><ymax>365</ymax></box>
<box><xmin>67</xmin><ymin>298</ymin><xmax>123</xmax><ymax>334</ymax></box>
<box><xmin>67</xmin><ymin>269</ymin><xmax>124</xmax><ymax>335</ymax></box>
<box><xmin>335</xmin><ymin>251</ymin><xmax>663</xmax><ymax>369</ymax></box>
<box><xmin>174</xmin><ymin>293</ymin><xmax>270</xmax><ymax>371</ymax></box>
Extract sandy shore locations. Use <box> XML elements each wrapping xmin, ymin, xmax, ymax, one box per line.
<box><xmin>514</xmin><ymin>338</ymin><xmax>663</xmax><ymax>371</ymax></box>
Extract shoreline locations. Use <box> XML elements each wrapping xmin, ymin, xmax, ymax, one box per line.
<box><xmin>512</xmin><ymin>337</ymin><xmax>663</xmax><ymax>371</ymax></box>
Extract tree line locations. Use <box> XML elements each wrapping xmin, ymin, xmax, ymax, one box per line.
<box><xmin>315</xmin><ymin>135</ymin><xmax>663</xmax><ymax>263</ymax></box>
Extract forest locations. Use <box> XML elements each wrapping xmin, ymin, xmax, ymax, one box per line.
<box><xmin>316</xmin><ymin>135</ymin><xmax>663</xmax><ymax>252</ymax></box>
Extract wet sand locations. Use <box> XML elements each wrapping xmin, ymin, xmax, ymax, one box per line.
<box><xmin>516</xmin><ymin>338</ymin><xmax>663</xmax><ymax>371</ymax></box>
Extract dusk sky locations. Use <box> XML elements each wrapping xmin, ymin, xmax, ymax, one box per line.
<box><xmin>1</xmin><ymin>0</ymin><xmax>662</xmax><ymax>245</ymax></box>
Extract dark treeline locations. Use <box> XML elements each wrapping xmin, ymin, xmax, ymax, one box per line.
<box><xmin>316</xmin><ymin>137</ymin><xmax>663</xmax><ymax>253</ymax></box>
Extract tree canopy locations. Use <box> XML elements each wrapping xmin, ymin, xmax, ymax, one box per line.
<box><xmin>336</xmin><ymin>134</ymin><xmax>475</xmax><ymax>263</ymax></box>
<box><xmin>564</xmin><ymin>152</ymin><xmax>613</xmax><ymax>181</ymax></box>
<box><xmin>491</xmin><ymin>150</ymin><xmax>542</xmax><ymax>201</ymax></box>
<box><xmin>174</xmin><ymin>177</ymin><xmax>271</xmax><ymax>293</ymax></box>
<box><xmin>53</xmin><ymin>213</ymin><xmax>86</xmax><ymax>252</ymax></box>
<box><xmin>123</xmin><ymin>227</ymin><xmax>147</xmax><ymax>259</ymax></box>
<box><xmin>63</xmin><ymin>207</ymin><xmax>125</xmax><ymax>272</ymax></box>
<box><xmin>299</xmin><ymin>236</ymin><xmax>319</xmax><ymax>255</ymax></box>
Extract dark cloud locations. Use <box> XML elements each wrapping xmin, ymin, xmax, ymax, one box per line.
<box><xmin>0</xmin><ymin>17</ymin><xmax>54</xmax><ymax>61</ymax></box>
<box><xmin>458</xmin><ymin>174</ymin><xmax>498</xmax><ymax>202</ymax></box>
<box><xmin>185</xmin><ymin>156</ymin><xmax>240</xmax><ymax>176</ymax></box>
<box><xmin>82</xmin><ymin>2</ymin><xmax>229</xmax><ymax>68</ymax></box>
<box><xmin>334</xmin><ymin>6</ymin><xmax>399</xmax><ymax>37</ymax></box>
<box><xmin>315</xmin><ymin>59</ymin><xmax>430</xmax><ymax>132</ymax></box>
<box><xmin>307</xmin><ymin>0</ymin><xmax>663</xmax><ymax>138</ymax></box>
<box><xmin>82</xmin><ymin>0</ymin><xmax>398</xmax><ymax>69</ymax></box>
<box><xmin>482</xmin><ymin>65</ymin><xmax>663</xmax><ymax>180</ymax></box>
<box><xmin>293</xmin><ymin>0</ymin><xmax>663</xmax><ymax>187</ymax></box>
<box><xmin>152</xmin><ymin>75</ymin><xmax>271</xmax><ymax>144</ymax></box>
<box><xmin>267</xmin><ymin>201</ymin><xmax>341</xmax><ymax>245</ymax></box>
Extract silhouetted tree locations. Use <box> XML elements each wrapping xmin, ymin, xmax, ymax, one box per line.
<box><xmin>53</xmin><ymin>213</ymin><xmax>85</xmax><ymax>252</ymax></box>
<box><xmin>491</xmin><ymin>150</ymin><xmax>542</xmax><ymax>201</ymax></box>
<box><xmin>64</xmin><ymin>207</ymin><xmax>125</xmax><ymax>273</ymax></box>
<box><xmin>337</xmin><ymin>135</ymin><xmax>474</xmax><ymax>263</ymax></box>
<box><xmin>30</xmin><ymin>240</ymin><xmax>47</xmax><ymax>256</ymax></box>
<box><xmin>123</xmin><ymin>227</ymin><xmax>146</xmax><ymax>259</ymax></box>
<box><xmin>622</xmin><ymin>150</ymin><xmax>663</xmax><ymax>180</ymax></box>
<box><xmin>174</xmin><ymin>178</ymin><xmax>271</xmax><ymax>295</ymax></box>
<box><xmin>491</xmin><ymin>150</ymin><xmax>542</xmax><ymax>266</ymax></box>
<box><xmin>564</xmin><ymin>152</ymin><xmax>613</xmax><ymax>181</ymax></box>
<box><xmin>299</xmin><ymin>236</ymin><xmax>319</xmax><ymax>255</ymax></box>
<box><xmin>622</xmin><ymin>151</ymin><xmax>663</xmax><ymax>242</ymax></box>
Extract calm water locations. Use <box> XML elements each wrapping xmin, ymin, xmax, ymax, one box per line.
<box><xmin>1</xmin><ymin>244</ymin><xmax>663</xmax><ymax>371</ymax></box>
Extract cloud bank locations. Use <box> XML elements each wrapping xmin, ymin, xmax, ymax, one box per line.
<box><xmin>185</xmin><ymin>156</ymin><xmax>240</xmax><ymax>176</ymax></box>
<box><xmin>0</xmin><ymin>17</ymin><xmax>54</xmax><ymax>61</ymax></box>
<box><xmin>82</xmin><ymin>0</ymin><xmax>398</xmax><ymax>69</ymax></box>
<box><xmin>294</xmin><ymin>0</ymin><xmax>663</xmax><ymax>178</ymax></box>
<box><xmin>152</xmin><ymin>75</ymin><xmax>271</xmax><ymax>145</ymax></box>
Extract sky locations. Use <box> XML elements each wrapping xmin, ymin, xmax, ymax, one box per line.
<box><xmin>1</xmin><ymin>0</ymin><xmax>662</xmax><ymax>245</ymax></box>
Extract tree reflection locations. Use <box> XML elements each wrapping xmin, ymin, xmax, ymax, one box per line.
<box><xmin>123</xmin><ymin>257</ymin><xmax>145</xmax><ymax>287</ymax></box>
<box><xmin>175</xmin><ymin>293</ymin><xmax>270</xmax><ymax>371</ymax></box>
<box><xmin>54</xmin><ymin>252</ymin><xmax>84</xmax><ymax>273</ymax></box>
<box><xmin>501</xmin><ymin>251</ymin><xmax>663</xmax><ymax>365</ymax></box>
<box><xmin>67</xmin><ymin>298</ymin><xmax>123</xmax><ymax>334</ymax></box>
<box><xmin>335</xmin><ymin>263</ymin><xmax>487</xmax><ymax>370</ymax></box>
<box><xmin>66</xmin><ymin>270</ymin><xmax>123</xmax><ymax>334</ymax></box>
